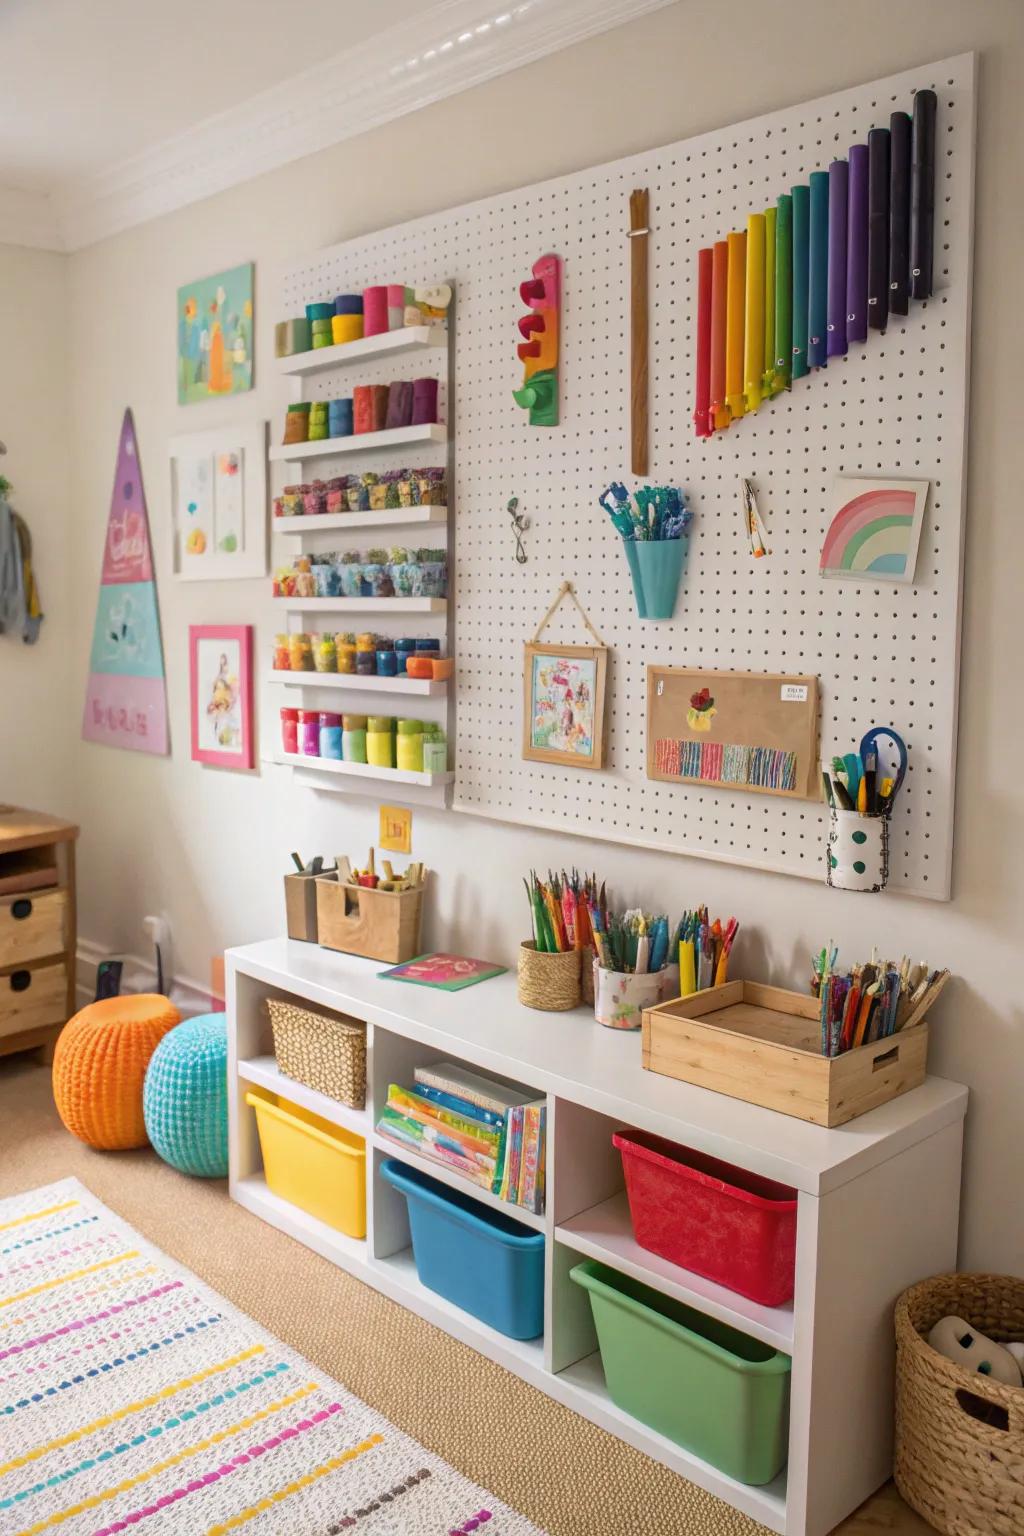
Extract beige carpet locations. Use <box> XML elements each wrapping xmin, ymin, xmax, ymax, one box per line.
<box><xmin>0</xmin><ymin>1055</ymin><xmax>929</xmax><ymax>1536</ymax></box>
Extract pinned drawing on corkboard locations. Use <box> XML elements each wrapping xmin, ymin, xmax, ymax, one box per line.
<box><xmin>647</xmin><ymin>667</ymin><xmax>820</xmax><ymax>800</ymax></box>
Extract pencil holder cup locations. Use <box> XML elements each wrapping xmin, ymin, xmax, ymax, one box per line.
<box><xmin>594</xmin><ymin>967</ymin><xmax>664</xmax><ymax>1031</ymax></box>
<box><xmin>826</xmin><ymin>810</ymin><xmax>889</xmax><ymax>892</ymax></box>
<box><xmin>517</xmin><ymin>942</ymin><xmax>581</xmax><ymax>1012</ymax></box>
<box><xmin>623</xmin><ymin>537</ymin><xmax>688</xmax><ymax>620</ymax></box>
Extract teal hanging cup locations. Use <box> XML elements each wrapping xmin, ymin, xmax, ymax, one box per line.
<box><xmin>623</xmin><ymin>537</ymin><xmax>688</xmax><ymax>620</ymax></box>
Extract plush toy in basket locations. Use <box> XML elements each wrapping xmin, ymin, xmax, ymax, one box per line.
<box><xmin>895</xmin><ymin>1273</ymin><xmax>1024</xmax><ymax>1536</ymax></box>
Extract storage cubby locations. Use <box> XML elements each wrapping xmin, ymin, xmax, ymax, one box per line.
<box><xmin>227</xmin><ymin>938</ymin><xmax>967</xmax><ymax>1536</ymax></box>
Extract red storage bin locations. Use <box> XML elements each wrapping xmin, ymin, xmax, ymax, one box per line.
<box><xmin>612</xmin><ymin>1128</ymin><xmax>797</xmax><ymax>1307</ymax></box>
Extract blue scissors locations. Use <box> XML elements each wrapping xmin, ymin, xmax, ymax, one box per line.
<box><xmin>859</xmin><ymin>726</ymin><xmax>908</xmax><ymax>803</ymax></box>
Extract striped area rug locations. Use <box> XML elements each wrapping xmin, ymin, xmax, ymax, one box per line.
<box><xmin>0</xmin><ymin>1178</ymin><xmax>544</xmax><ymax>1536</ymax></box>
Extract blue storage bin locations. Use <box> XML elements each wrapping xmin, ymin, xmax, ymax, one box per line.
<box><xmin>380</xmin><ymin>1158</ymin><xmax>544</xmax><ymax>1339</ymax></box>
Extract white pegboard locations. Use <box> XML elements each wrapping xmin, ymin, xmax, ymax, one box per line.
<box><xmin>277</xmin><ymin>52</ymin><xmax>975</xmax><ymax>899</ymax></box>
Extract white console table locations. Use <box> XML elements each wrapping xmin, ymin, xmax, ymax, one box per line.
<box><xmin>226</xmin><ymin>938</ymin><xmax>967</xmax><ymax>1536</ymax></box>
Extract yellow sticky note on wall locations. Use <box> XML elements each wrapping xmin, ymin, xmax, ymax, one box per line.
<box><xmin>379</xmin><ymin>805</ymin><xmax>412</xmax><ymax>854</ymax></box>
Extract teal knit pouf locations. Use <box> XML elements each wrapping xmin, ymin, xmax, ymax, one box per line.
<box><xmin>142</xmin><ymin>1012</ymin><xmax>229</xmax><ymax>1178</ymax></box>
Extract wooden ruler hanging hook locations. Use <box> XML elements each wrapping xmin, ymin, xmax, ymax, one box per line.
<box><xmin>628</xmin><ymin>187</ymin><xmax>650</xmax><ymax>475</ymax></box>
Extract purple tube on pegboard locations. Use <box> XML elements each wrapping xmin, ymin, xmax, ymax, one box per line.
<box><xmin>846</xmin><ymin>144</ymin><xmax>869</xmax><ymax>345</ymax></box>
<box><xmin>827</xmin><ymin>159</ymin><xmax>849</xmax><ymax>358</ymax></box>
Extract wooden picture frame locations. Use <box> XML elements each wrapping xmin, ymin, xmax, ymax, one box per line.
<box><xmin>523</xmin><ymin>642</ymin><xmax>607</xmax><ymax>770</ymax></box>
<box><xmin>189</xmin><ymin>624</ymin><xmax>254</xmax><ymax>771</ymax></box>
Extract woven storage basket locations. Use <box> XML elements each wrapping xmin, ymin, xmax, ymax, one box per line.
<box><xmin>265</xmin><ymin>998</ymin><xmax>366</xmax><ymax>1109</ymax></box>
<box><xmin>517</xmin><ymin>941</ymin><xmax>581</xmax><ymax>1012</ymax></box>
<box><xmin>895</xmin><ymin>1273</ymin><xmax>1024</xmax><ymax>1536</ymax></box>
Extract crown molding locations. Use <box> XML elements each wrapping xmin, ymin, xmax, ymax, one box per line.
<box><xmin>23</xmin><ymin>0</ymin><xmax>676</xmax><ymax>252</ymax></box>
<box><xmin>0</xmin><ymin>184</ymin><xmax>64</xmax><ymax>252</ymax></box>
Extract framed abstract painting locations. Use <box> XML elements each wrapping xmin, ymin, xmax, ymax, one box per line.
<box><xmin>177</xmin><ymin>263</ymin><xmax>254</xmax><ymax>404</ymax></box>
<box><xmin>189</xmin><ymin>624</ymin><xmax>254</xmax><ymax>770</ymax></box>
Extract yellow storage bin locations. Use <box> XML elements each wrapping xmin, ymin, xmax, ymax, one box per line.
<box><xmin>246</xmin><ymin>1090</ymin><xmax>366</xmax><ymax>1239</ymax></box>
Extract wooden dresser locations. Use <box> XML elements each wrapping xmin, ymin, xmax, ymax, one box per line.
<box><xmin>0</xmin><ymin>806</ymin><xmax>79</xmax><ymax>1063</ymax></box>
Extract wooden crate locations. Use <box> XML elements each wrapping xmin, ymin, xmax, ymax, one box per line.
<box><xmin>642</xmin><ymin>980</ymin><xmax>930</xmax><ymax>1127</ymax></box>
<box><xmin>284</xmin><ymin>873</ymin><xmax>320</xmax><ymax>943</ymax></box>
<box><xmin>315</xmin><ymin>874</ymin><xmax>423</xmax><ymax>964</ymax></box>
<box><xmin>0</xmin><ymin>806</ymin><xmax>78</xmax><ymax>1063</ymax></box>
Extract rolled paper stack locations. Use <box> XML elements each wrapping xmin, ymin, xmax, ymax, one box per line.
<box><xmin>363</xmin><ymin>285</ymin><xmax>388</xmax><ymax>337</ymax></box>
<box><xmin>275</xmin><ymin>317</ymin><xmax>311</xmax><ymax>357</ymax></box>
<box><xmin>328</xmin><ymin>398</ymin><xmax>353</xmax><ymax>438</ymax></box>
<box><xmin>385</xmin><ymin>380</ymin><xmax>413</xmax><ymax>429</ymax></box>
<box><xmin>283</xmin><ymin>402</ymin><xmax>311</xmax><ymax>445</ymax></box>
<box><xmin>308</xmin><ymin>401</ymin><xmax>329</xmax><ymax>441</ymax></box>
<box><xmin>332</xmin><ymin>293</ymin><xmax>364</xmax><ymax>346</ymax></box>
<box><xmin>387</xmin><ymin>284</ymin><xmax>408</xmax><ymax>330</ymax></box>
<box><xmin>353</xmin><ymin>385</ymin><xmax>373</xmax><ymax>435</ymax></box>
<box><xmin>306</xmin><ymin>301</ymin><xmax>335</xmax><ymax>351</ymax></box>
<box><xmin>411</xmin><ymin>377</ymin><xmax>439</xmax><ymax>426</ymax></box>
<box><xmin>370</xmin><ymin>385</ymin><xmax>389</xmax><ymax>432</ymax></box>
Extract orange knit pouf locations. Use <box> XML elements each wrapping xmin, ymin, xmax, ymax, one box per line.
<box><xmin>52</xmin><ymin>995</ymin><xmax>181</xmax><ymax>1150</ymax></box>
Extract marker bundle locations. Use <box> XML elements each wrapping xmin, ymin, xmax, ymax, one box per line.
<box><xmin>812</xmin><ymin>946</ymin><xmax>950</xmax><ymax>1056</ymax></box>
<box><xmin>589</xmin><ymin>908</ymin><xmax>671</xmax><ymax>976</ymax></box>
<box><xmin>598</xmin><ymin>482</ymin><xmax>693</xmax><ymax>542</ymax></box>
<box><xmin>675</xmin><ymin>908</ymin><xmax>738</xmax><ymax>994</ymax></box>
<box><xmin>524</xmin><ymin>869</ymin><xmax>600</xmax><ymax>955</ymax></box>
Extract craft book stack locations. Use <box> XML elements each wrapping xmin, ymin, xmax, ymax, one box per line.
<box><xmin>376</xmin><ymin>1060</ymin><xmax>546</xmax><ymax>1216</ymax></box>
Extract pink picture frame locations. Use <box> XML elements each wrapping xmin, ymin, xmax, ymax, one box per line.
<box><xmin>189</xmin><ymin>624</ymin><xmax>254</xmax><ymax>770</ymax></box>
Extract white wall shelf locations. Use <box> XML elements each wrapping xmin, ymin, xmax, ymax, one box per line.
<box><xmin>276</xmin><ymin>325</ymin><xmax>444</xmax><ymax>376</ymax></box>
<box><xmin>274</xmin><ymin>507</ymin><xmax>447</xmax><ymax>535</ymax></box>
<box><xmin>228</xmin><ymin>939</ymin><xmax>967</xmax><ymax>1536</ymax></box>
<box><xmin>269</xmin><ymin>423</ymin><xmax>446</xmax><ymax>463</ymax></box>
<box><xmin>267</xmin><ymin>670</ymin><xmax>448</xmax><ymax>698</ymax></box>
<box><xmin>238</xmin><ymin>1053</ymin><xmax>369</xmax><ymax>1139</ymax></box>
<box><xmin>276</xmin><ymin>751</ymin><xmax>453</xmax><ymax>789</ymax></box>
<box><xmin>373</xmin><ymin>1131</ymin><xmax>545</xmax><ymax>1233</ymax></box>
<box><xmin>276</xmin><ymin>596</ymin><xmax>446</xmax><ymax>615</ymax></box>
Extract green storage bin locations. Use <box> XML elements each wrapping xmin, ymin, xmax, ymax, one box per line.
<box><xmin>570</xmin><ymin>1260</ymin><xmax>791</xmax><ymax>1485</ymax></box>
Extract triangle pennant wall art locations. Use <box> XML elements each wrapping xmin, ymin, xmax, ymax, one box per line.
<box><xmin>692</xmin><ymin>87</ymin><xmax>937</xmax><ymax>438</ymax></box>
<box><xmin>82</xmin><ymin>409</ymin><xmax>170</xmax><ymax>754</ymax></box>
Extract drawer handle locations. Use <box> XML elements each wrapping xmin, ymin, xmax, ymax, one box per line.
<box><xmin>11</xmin><ymin>898</ymin><xmax>33</xmax><ymax>921</ymax></box>
<box><xmin>9</xmin><ymin>970</ymin><xmax>32</xmax><ymax>993</ymax></box>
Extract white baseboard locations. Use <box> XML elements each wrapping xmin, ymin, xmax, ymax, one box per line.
<box><xmin>76</xmin><ymin>938</ymin><xmax>220</xmax><ymax>1019</ymax></box>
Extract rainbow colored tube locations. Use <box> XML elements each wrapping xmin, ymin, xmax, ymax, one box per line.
<box><xmin>774</xmin><ymin>193</ymin><xmax>793</xmax><ymax>389</ymax></box>
<box><xmin>709</xmin><ymin>240</ymin><xmax>730</xmax><ymax>431</ymax></box>
<box><xmin>725</xmin><ymin>231</ymin><xmax>747</xmax><ymax>420</ymax></box>
<box><xmin>791</xmin><ymin>184</ymin><xmax>809</xmax><ymax>380</ymax></box>
<box><xmin>762</xmin><ymin>206</ymin><xmax>778</xmax><ymax>395</ymax></box>
<box><xmin>808</xmin><ymin>170</ymin><xmax>829</xmax><ymax>369</ymax></box>
<box><xmin>693</xmin><ymin>248</ymin><xmax>713</xmax><ymax>438</ymax></box>
<box><xmin>744</xmin><ymin>214</ymin><xmax>766</xmax><ymax>412</ymax></box>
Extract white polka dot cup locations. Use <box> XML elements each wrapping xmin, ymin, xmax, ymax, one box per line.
<box><xmin>826</xmin><ymin>809</ymin><xmax>889</xmax><ymax>892</ymax></box>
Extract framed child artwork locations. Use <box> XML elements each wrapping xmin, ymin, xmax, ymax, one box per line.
<box><xmin>189</xmin><ymin>624</ymin><xmax>254</xmax><ymax>770</ymax></box>
<box><xmin>523</xmin><ymin>642</ymin><xmax>607</xmax><ymax>769</ymax></box>
<box><xmin>169</xmin><ymin>421</ymin><xmax>267</xmax><ymax>581</ymax></box>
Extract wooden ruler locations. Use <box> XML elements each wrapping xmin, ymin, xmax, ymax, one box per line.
<box><xmin>628</xmin><ymin>187</ymin><xmax>650</xmax><ymax>475</ymax></box>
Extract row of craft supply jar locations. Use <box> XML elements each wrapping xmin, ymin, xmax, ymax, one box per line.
<box><xmin>275</xmin><ymin>284</ymin><xmax>450</xmax><ymax>357</ymax></box>
<box><xmin>273</xmin><ymin>550</ymin><xmax>447</xmax><ymax>601</ymax></box>
<box><xmin>282</xmin><ymin>709</ymin><xmax>448</xmax><ymax>771</ymax></box>
<box><xmin>273</xmin><ymin>469</ymin><xmax>446</xmax><ymax>518</ymax></box>
<box><xmin>281</xmin><ymin>378</ymin><xmax>439</xmax><ymax>446</ymax></box>
<box><xmin>274</xmin><ymin>633</ymin><xmax>449</xmax><ymax>678</ymax></box>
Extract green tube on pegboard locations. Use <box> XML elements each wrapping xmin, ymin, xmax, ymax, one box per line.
<box><xmin>808</xmin><ymin>170</ymin><xmax>829</xmax><ymax>369</ymax></box>
<box><xmin>791</xmin><ymin>184</ymin><xmax>810</xmax><ymax>381</ymax></box>
<box><xmin>774</xmin><ymin>193</ymin><xmax>792</xmax><ymax>390</ymax></box>
<box><xmin>763</xmin><ymin>205</ymin><xmax>777</xmax><ymax>395</ymax></box>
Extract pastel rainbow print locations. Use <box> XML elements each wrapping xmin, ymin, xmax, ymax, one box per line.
<box><xmin>820</xmin><ymin>485</ymin><xmax>919</xmax><ymax>578</ymax></box>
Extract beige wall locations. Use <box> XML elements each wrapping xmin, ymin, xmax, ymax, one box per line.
<box><xmin>0</xmin><ymin>244</ymin><xmax>73</xmax><ymax>810</ymax></box>
<box><xmin>61</xmin><ymin>1</ymin><xmax>1023</xmax><ymax>1270</ymax></box>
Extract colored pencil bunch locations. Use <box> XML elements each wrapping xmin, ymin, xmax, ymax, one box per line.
<box><xmin>676</xmin><ymin>909</ymin><xmax>738</xmax><ymax>994</ymax></box>
<box><xmin>525</xmin><ymin>870</ymin><xmax>601</xmax><ymax>954</ymax></box>
<box><xmin>598</xmin><ymin>482</ymin><xmax>692</xmax><ymax>542</ymax></box>
<box><xmin>812</xmin><ymin>946</ymin><xmax>949</xmax><ymax>1057</ymax></box>
<box><xmin>590</xmin><ymin>909</ymin><xmax>671</xmax><ymax>976</ymax></box>
<box><xmin>693</xmin><ymin>89</ymin><xmax>937</xmax><ymax>438</ymax></box>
